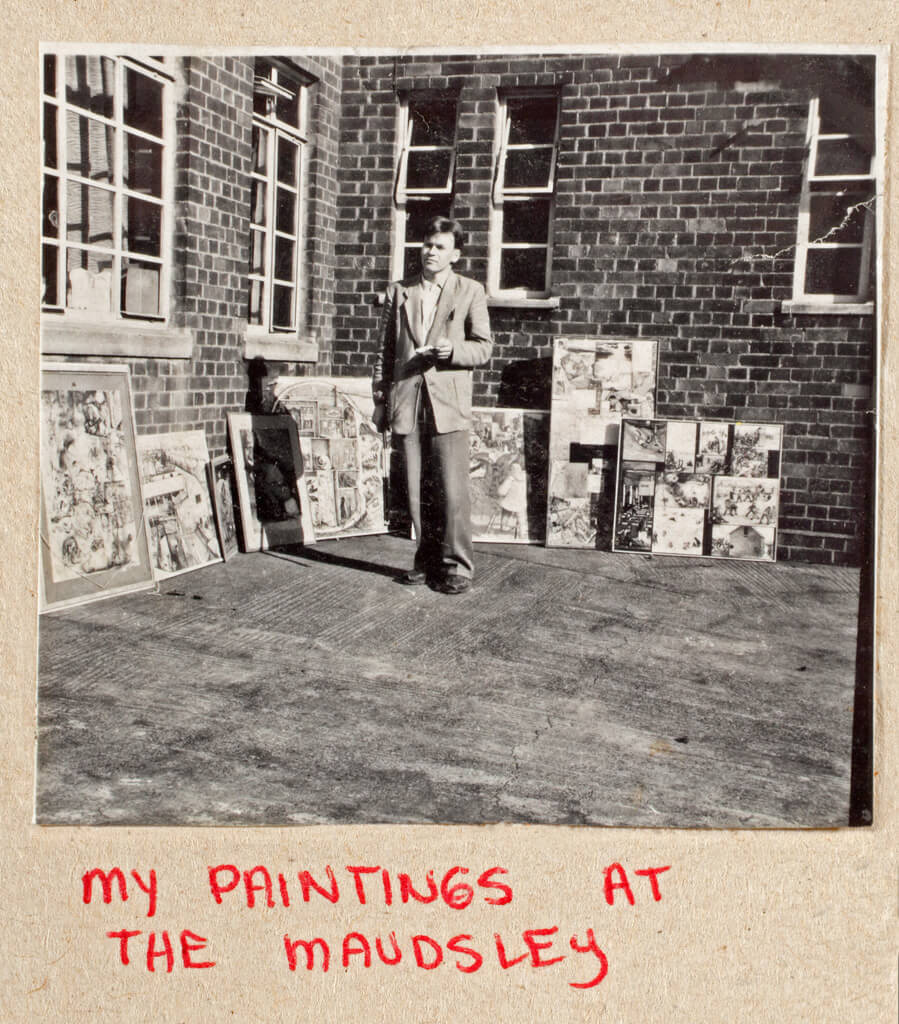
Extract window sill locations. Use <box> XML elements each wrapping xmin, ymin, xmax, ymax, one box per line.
<box><xmin>781</xmin><ymin>300</ymin><xmax>874</xmax><ymax>317</ymax></box>
<box><xmin>487</xmin><ymin>295</ymin><xmax>561</xmax><ymax>310</ymax></box>
<box><xmin>41</xmin><ymin>317</ymin><xmax>194</xmax><ymax>359</ymax></box>
<box><xmin>243</xmin><ymin>333</ymin><xmax>319</xmax><ymax>363</ymax></box>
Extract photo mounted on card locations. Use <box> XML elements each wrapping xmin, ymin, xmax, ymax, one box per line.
<box><xmin>35</xmin><ymin>46</ymin><xmax>881</xmax><ymax>829</ymax></box>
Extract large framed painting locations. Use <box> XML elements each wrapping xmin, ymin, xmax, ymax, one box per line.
<box><xmin>470</xmin><ymin>408</ymin><xmax>550</xmax><ymax>543</ymax></box>
<box><xmin>227</xmin><ymin>413</ymin><xmax>315</xmax><ymax>550</ymax></box>
<box><xmin>208</xmin><ymin>455</ymin><xmax>241</xmax><ymax>560</ymax></box>
<box><xmin>272</xmin><ymin>377</ymin><xmax>389</xmax><ymax>540</ymax></box>
<box><xmin>546</xmin><ymin>338</ymin><xmax>658</xmax><ymax>549</ymax></box>
<box><xmin>136</xmin><ymin>430</ymin><xmax>222</xmax><ymax>579</ymax></box>
<box><xmin>39</xmin><ymin>362</ymin><xmax>154</xmax><ymax>612</ymax></box>
<box><xmin>612</xmin><ymin>418</ymin><xmax>783</xmax><ymax>561</ymax></box>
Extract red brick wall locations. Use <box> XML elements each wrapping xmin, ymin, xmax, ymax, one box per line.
<box><xmin>333</xmin><ymin>52</ymin><xmax>876</xmax><ymax>565</ymax></box>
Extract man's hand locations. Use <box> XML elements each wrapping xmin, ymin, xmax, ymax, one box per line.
<box><xmin>433</xmin><ymin>337</ymin><xmax>453</xmax><ymax>361</ymax></box>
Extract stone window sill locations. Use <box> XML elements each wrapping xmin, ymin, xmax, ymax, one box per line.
<box><xmin>781</xmin><ymin>301</ymin><xmax>874</xmax><ymax>316</ymax></box>
<box><xmin>41</xmin><ymin>317</ymin><xmax>194</xmax><ymax>359</ymax></box>
<box><xmin>243</xmin><ymin>333</ymin><xmax>319</xmax><ymax>363</ymax></box>
<box><xmin>487</xmin><ymin>295</ymin><xmax>561</xmax><ymax>310</ymax></box>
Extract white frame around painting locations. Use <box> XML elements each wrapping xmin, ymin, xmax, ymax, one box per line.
<box><xmin>39</xmin><ymin>362</ymin><xmax>155</xmax><ymax>612</ymax></box>
<box><xmin>208</xmin><ymin>455</ymin><xmax>241</xmax><ymax>560</ymax></box>
<box><xmin>611</xmin><ymin>417</ymin><xmax>783</xmax><ymax>562</ymax></box>
<box><xmin>546</xmin><ymin>337</ymin><xmax>658</xmax><ymax>549</ymax></box>
<box><xmin>137</xmin><ymin>429</ymin><xmax>223</xmax><ymax>580</ymax></box>
<box><xmin>227</xmin><ymin>412</ymin><xmax>315</xmax><ymax>551</ymax></box>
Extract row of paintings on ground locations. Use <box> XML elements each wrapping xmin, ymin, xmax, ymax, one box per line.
<box><xmin>39</xmin><ymin>364</ymin><xmax>389</xmax><ymax>612</ymax></box>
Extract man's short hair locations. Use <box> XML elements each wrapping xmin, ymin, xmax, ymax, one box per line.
<box><xmin>421</xmin><ymin>216</ymin><xmax>465</xmax><ymax>253</ymax></box>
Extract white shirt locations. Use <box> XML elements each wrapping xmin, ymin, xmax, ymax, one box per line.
<box><xmin>419</xmin><ymin>268</ymin><xmax>450</xmax><ymax>339</ymax></box>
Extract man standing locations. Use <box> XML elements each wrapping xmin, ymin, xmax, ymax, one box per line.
<box><xmin>373</xmin><ymin>217</ymin><xmax>493</xmax><ymax>594</ymax></box>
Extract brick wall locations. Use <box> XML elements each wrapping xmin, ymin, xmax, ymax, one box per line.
<box><xmin>333</xmin><ymin>52</ymin><xmax>876</xmax><ymax>565</ymax></box>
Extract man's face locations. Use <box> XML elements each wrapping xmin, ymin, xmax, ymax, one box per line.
<box><xmin>420</xmin><ymin>231</ymin><xmax>460</xmax><ymax>279</ymax></box>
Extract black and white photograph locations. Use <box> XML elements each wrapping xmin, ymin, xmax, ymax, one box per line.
<box><xmin>36</xmin><ymin>45</ymin><xmax>881</xmax><ymax>830</ymax></box>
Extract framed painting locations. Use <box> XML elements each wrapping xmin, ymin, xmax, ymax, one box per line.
<box><xmin>227</xmin><ymin>413</ymin><xmax>315</xmax><ymax>550</ymax></box>
<box><xmin>208</xmin><ymin>455</ymin><xmax>241</xmax><ymax>560</ymax></box>
<box><xmin>137</xmin><ymin>430</ymin><xmax>222</xmax><ymax>579</ymax></box>
<box><xmin>546</xmin><ymin>338</ymin><xmax>658</xmax><ymax>549</ymax></box>
<box><xmin>469</xmin><ymin>408</ymin><xmax>550</xmax><ymax>543</ymax></box>
<box><xmin>39</xmin><ymin>362</ymin><xmax>154</xmax><ymax>612</ymax></box>
<box><xmin>612</xmin><ymin>418</ymin><xmax>783</xmax><ymax>561</ymax></box>
<box><xmin>271</xmin><ymin>377</ymin><xmax>389</xmax><ymax>540</ymax></box>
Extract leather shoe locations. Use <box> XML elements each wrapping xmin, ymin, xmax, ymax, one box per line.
<box><xmin>437</xmin><ymin>576</ymin><xmax>471</xmax><ymax>595</ymax></box>
<box><xmin>398</xmin><ymin>570</ymin><xmax>428</xmax><ymax>585</ymax></box>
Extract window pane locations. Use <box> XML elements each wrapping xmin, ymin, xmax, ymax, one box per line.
<box><xmin>804</xmin><ymin>249</ymin><xmax>862</xmax><ymax>296</ymax></box>
<box><xmin>65</xmin><ymin>55</ymin><xmax>115</xmax><ymax>118</ymax></box>
<box><xmin>405</xmin><ymin>196</ymin><xmax>452</xmax><ymax>246</ymax></box>
<box><xmin>500</xmin><ymin>248</ymin><xmax>547</xmax><ymax>291</ymax></box>
<box><xmin>808</xmin><ymin>191</ymin><xmax>869</xmax><ymax>244</ymax></box>
<box><xmin>502</xmin><ymin>198</ymin><xmax>551</xmax><ymax>244</ymax></box>
<box><xmin>277</xmin><ymin>138</ymin><xmax>297</xmax><ymax>184</ymax></box>
<box><xmin>121</xmin><ymin>258</ymin><xmax>160</xmax><ymax>317</ymax></box>
<box><xmin>274</xmin><ymin>236</ymin><xmax>295</xmax><ymax>281</ymax></box>
<box><xmin>252</xmin><ymin>125</ymin><xmax>268</xmax><ymax>173</ymax></box>
<box><xmin>124</xmin><ymin>134</ymin><xmax>163</xmax><ymax>196</ymax></box>
<box><xmin>66</xmin><ymin>112</ymin><xmax>114</xmax><ymax>184</ymax></box>
<box><xmin>406</xmin><ymin>149</ymin><xmax>453</xmax><ymax>191</ymax></box>
<box><xmin>249</xmin><ymin>230</ymin><xmax>266</xmax><ymax>275</ymax></box>
<box><xmin>253</xmin><ymin>60</ymin><xmax>274</xmax><ymax>117</ymax></box>
<box><xmin>409</xmin><ymin>99</ymin><xmax>457</xmax><ymax>147</ymax></box>
<box><xmin>66</xmin><ymin>247</ymin><xmax>114</xmax><ymax>312</ymax></box>
<box><xmin>43</xmin><ymin>103</ymin><xmax>58</xmax><ymax>169</ymax></box>
<box><xmin>42</xmin><ymin>244</ymin><xmax>60</xmax><ymax>306</ymax></box>
<box><xmin>504</xmin><ymin>147</ymin><xmax>554</xmax><ymax>189</ymax></box>
<box><xmin>248</xmin><ymin>279</ymin><xmax>264</xmax><ymax>324</ymax></box>
<box><xmin>124</xmin><ymin>197</ymin><xmax>162</xmax><ymax>256</ymax></box>
<box><xmin>250</xmin><ymin>179</ymin><xmax>267</xmax><ymax>226</ymax></box>
<box><xmin>124</xmin><ymin>67</ymin><xmax>164</xmax><ymax>138</ymax></box>
<box><xmin>272</xmin><ymin>284</ymin><xmax>295</xmax><ymax>328</ymax></box>
<box><xmin>43</xmin><ymin>175</ymin><xmax>59</xmax><ymax>237</ymax></box>
<box><xmin>43</xmin><ymin>54</ymin><xmax>57</xmax><ymax>97</ymax></box>
<box><xmin>276</xmin><ymin>188</ymin><xmax>297</xmax><ymax>234</ymax></box>
<box><xmin>276</xmin><ymin>85</ymin><xmax>300</xmax><ymax>129</ymax></box>
<box><xmin>403</xmin><ymin>246</ymin><xmax>420</xmax><ymax>281</ymax></box>
<box><xmin>814</xmin><ymin>137</ymin><xmax>872</xmax><ymax>176</ymax></box>
<box><xmin>66</xmin><ymin>182</ymin><xmax>114</xmax><ymax>247</ymax></box>
<box><xmin>507</xmin><ymin>95</ymin><xmax>558</xmax><ymax>145</ymax></box>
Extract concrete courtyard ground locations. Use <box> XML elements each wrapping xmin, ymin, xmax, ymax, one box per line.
<box><xmin>36</xmin><ymin>534</ymin><xmax>863</xmax><ymax>828</ymax></box>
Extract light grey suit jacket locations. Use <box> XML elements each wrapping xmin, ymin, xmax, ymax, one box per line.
<box><xmin>373</xmin><ymin>270</ymin><xmax>493</xmax><ymax>435</ymax></box>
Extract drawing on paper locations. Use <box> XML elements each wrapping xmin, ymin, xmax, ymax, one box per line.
<box><xmin>613</xmin><ymin>461</ymin><xmax>656</xmax><ymax>551</ymax></box>
<box><xmin>655</xmin><ymin>472</ymin><xmax>711</xmax><ymax>510</ymax></box>
<box><xmin>137</xmin><ymin>430</ymin><xmax>222</xmax><ymax>579</ymax></box>
<box><xmin>469</xmin><ymin>408</ymin><xmax>549</xmax><ymax>543</ymax></box>
<box><xmin>664</xmin><ymin>420</ymin><xmax>698</xmax><ymax>472</ymax></box>
<box><xmin>273</xmin><ymin>378</ymin><xmax>388</xmax><ymax>540</ymax></box>
<box><xmin>711</xmin><ymin>524</ymin><xmax>776</xmax><ymax>561</ymax></box>
<box><xmin>621</xmin><ymin>419</ymin><xmax>666</xmax><ymax>463</ymax></box>
<box><xmin>731</xmin><ymin>423</ymin><xmax>783</xmax><ymax>478</ymax></box>
<box><xmin>711</xmin><ymin>476</ymin><xmax>779</xmax><ymax>527</ymax></box>
<box><xmin>547</xmin><ymin>338</ymin><xmax>657</xmax><ymax>549</ymax></box>
<box><xmin>697</xmin><ymin>421</ymin><xmax>730</xmax><ymax>474</ymax></box>
<box><xmin>39</xmin><ymin>363</ymin><xmax>154</xmax><ymax>611</ymax></box>
<box><xmin>652</xmin><ymin>506</ymin><xmax>707</xmax><ymax>554</ymax></box>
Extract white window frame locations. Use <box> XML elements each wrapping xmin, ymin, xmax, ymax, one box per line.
<box><xmin>488</xmin><ymin>89</ymin><xmax>561</xmax><ymax>306</ymax></box>
<box><xmin>791</xmin><ymin>97</ymin><xmax>876</xmax><ymax>309</ymax></box>
<box><xmin>390</xmin><ymin>93</ymin><xmax>458</xmax><ymax>282</ymax></box>
<box><xmin>40</xmin><ymin>52</ymin><xmax>191</xmax><ymax>357</ymax></box>
<box><xmin>246</xmin><ymin>60</ymin><xmax>312</xmax><ymax>353</ymax></box>
<box><xmin>41</xmin><ymin>54</ymin><xmax>176</xmax><ymax>324</ymax></box>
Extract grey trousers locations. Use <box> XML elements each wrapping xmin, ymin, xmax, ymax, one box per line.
<box><xmin>401</xmin><ymin>393</ymin><xmax>473</xmax><ymax>580</ymax></box>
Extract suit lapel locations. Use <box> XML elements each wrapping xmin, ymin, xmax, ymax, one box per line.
<box><xmin>402</xmin><ymin>281</ymin><xmax>423</xmax><ymax>348</ymax></box>
<box><xmin>425</xmin><ymin>270</ymin><xmax>459</xmax><ymax>346</ymax></box>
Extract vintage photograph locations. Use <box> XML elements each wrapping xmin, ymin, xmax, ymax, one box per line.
<box><xmin>36</xmin><ymin>46</ymin><xmax>879</xmax><ymax>828</ymax></box>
